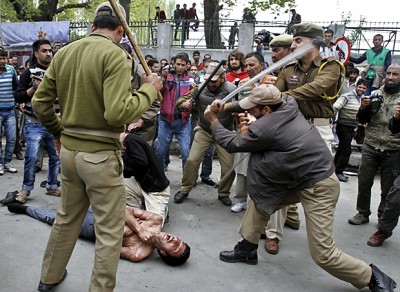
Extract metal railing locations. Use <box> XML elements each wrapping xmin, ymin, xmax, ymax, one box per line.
<box><xmin>69</xmin><ymin>19</ymin><xmax>400</xmax><ymax>54</ymax></box>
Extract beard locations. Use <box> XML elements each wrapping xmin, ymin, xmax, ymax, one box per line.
<box><xmin>384</xmin><ymin>82</ymin><xmax>400</xmax><ymax>95</ymax></box>
<box><xmin>230</xmin><ymin>64</ymin><xmax>240</xmax><ymax>71</ymax></box>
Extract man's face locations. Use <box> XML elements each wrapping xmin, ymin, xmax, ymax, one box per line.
<box><xmin>291</xmin><ymin>36</ymin><xmax>314</xmax><ymax>59</ymax></box>
<box><xmin>11</xmin><ymin>56</ymin><xmax>18</xmax><ymax>66</ymax></box>
<box><xmin>175</xmin><ymin>58</ymin><xmax>187</xmax><ymax>75</ymax></box>
<box><xmin>355</xmin><ymin>83</ymin><xmax>367</xmax><ymax>96</ymax></box>
<box><xmin>160</xmin><ymin>59</ymin><xmax>167</xmax><ymax>68</ymax></box>
<box><xmin>271</xmin><ymin>47</ymin><xmax>291</xmax><ymax>63</ymax></box>
<box><xmin>190</xmin><ymin>65</ymin><xmax>198</xmax><ymax>75</ymax></box>
<box><xmin>204</xmin><ymin>54</ymin><xmax>211</xmax><ymax>60</ymax></box>
<box><xmin>155</xmin><ymin>232</ymin><xmax>186</xmax><ymax>257</ymax></box>
<box><xmin>229</xmin><ymin>56</ymin><xmax>241</xmax><ymax>71</ymax></box>
<box><xmin>349</xmin><ymin>72</ymin><xmax>358</xmax><ymax>81</ymax></box>
<box><xmin>373</xmin><ymin>35</ymin><xmax>383</xmax><ymax>48</ymax></box>
<box><xmin>324</xmin><ymin>32</ymin><xmax>333</xmax><ymax>44</ymax></box>
<box><xmin>385</xmin><ymin>66</ymin><xmax>400</xmax><ymax>88</ymax></box>
<box><xmin>248</xmin><ymin>106</ymin><xmax>265</xmax><ymax>119</ymax></box>
<box><xmin>35</xmin><ymin>44</ymin><xmax>53</xmax><ymax>66</ymax></box>
<box><xmin>245</xmin><ymin>56</ymin><xmax>263</xmax><ymax>78</ymax></box>
<box><xmin>207</xmin><ymin>75</ymin><xmax>224</xmax><ymax>92</ymax></box>
<box><xmin>0</xmin><ymin>56</ymin><xmax>7</xmax><ymax>70</ymax></box>
<box><xmin>193</xmin><ymin>53</ymin><xmax>200</xmax><ymax>62</ymax></box>
<box><xmin>151</xmin><ymin>62</ymin><xmax>159</xmax><ymax>73</ymax></box>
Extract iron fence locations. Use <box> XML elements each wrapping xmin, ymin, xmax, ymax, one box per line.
<box><xmin>69</xmin><ymin>19</ymin><xmax>400</xmax><ymax>54</ymax></box>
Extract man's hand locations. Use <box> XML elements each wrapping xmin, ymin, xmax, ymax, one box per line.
<box><xmin>394</xmin><ymin>100</ymin><xmax>400</xmax><ymax>120</ymax></box>
<box><xmin>204</xmin><ymin>105</ymin><xmax>218</xmax><ymax>124</ymax></box>
<box><xmin>37</xmin><ymin>27</ymin><xmax>47</xmax><ymax>39</ymax></box>
<box><xmin>181</xmin><ymin>100</ymin><xmax>194</xmax><ymax>111</ymax></box>
<box><xmin>360</xmin><ymin>97</ymin><xmax>371</xmax><ymax>110</ymax></box>
<box><xmin>143</xmin><ymin>73</ymin><xmax>163</xmax><ymax>91</ymax></box>
<box><xmin>54</xmin><ymin>137</ymin><xmax>61</xmax><ymax>156</ymax></box>
<box><xmin>210</xmin><ymin>99</ymin><xmax>223</xmax><ymax>112</ymax></box>
<box><xmin>128</xmin><ymin>119</ymin><xmax>144</xmax><ymax>132</ymax></box>
<box><xmin>137</xmin><ymin>228</ymin><xmax>155</xmax><ymax>244</ymax></box>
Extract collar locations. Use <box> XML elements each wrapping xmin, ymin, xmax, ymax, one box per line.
<box><xmin>90</xmin><ymin>31</ymin><xmax>117</xmax><ymax>44</ymax></box>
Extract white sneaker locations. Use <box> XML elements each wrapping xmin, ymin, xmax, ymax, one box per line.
<box><xmin>0</xmin><ymin>164</ymin><xmax>4</xmax><ymax>175</ymax></box>
<box><xmin>231</xmin><ymin>201</ymin><xmax>247</xmax><ymax>213</ymax></box>
<box><xmin>4</xmin><ymin>162</ymin><xmax>17</xmax><ymax>173</ymax></box>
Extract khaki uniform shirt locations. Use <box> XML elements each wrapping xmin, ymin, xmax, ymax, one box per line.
<box><xmin>275</xmin><ymin>54</ymin><xmax>341</xmax><ymax>118</ymax></box>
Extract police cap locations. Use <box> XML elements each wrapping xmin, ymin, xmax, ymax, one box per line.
<box><xmin>291</xmin><ymin>23</ymin><xmax>324</xmax><ymax>39</ymax></box>
<box><xmin>269</xmin><ymin>34</ymin><xmax>293</xmax><ymax>48</ymax></box>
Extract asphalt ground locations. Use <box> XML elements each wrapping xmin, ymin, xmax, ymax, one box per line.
<box><xmin>0</xmin><ymin>146</ymin><xmax>399</xmax><ymax>292</ymax></box>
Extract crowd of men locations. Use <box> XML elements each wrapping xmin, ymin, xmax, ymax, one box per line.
<box><xmin>0</xmin><ymin>2</ymin><xmax>399</xmax><ymax>291</ymax></box>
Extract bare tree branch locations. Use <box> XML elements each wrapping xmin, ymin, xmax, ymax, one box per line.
<box><xmin>55</xmin><ymin>2</ymin><xmax>92</xmax><ymax>14</ymax></box>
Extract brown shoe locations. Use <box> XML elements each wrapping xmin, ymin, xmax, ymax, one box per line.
<box><xmin>15</xmin><ymin>189</ymin><xmax>30</xmax><ymax>203</ymax></box>
<box><xmin>367</xmin><ymin>230</ymin><xmax>389</xmax><ymax>247</ymax></box>
<box><xmin>264</xmin><ymin>237</ymin><xmax>279</xmax><ymax>254</ymax></box>
<box><xmin>46</xmin><ymin>187</ymin><xmax>62</xmax><ymax>197</ymax></box>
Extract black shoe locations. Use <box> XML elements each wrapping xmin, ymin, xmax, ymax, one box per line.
<box><xmin>0</xmin><ymin>191</ymin><xmax>19</xmax><ymax>206</ymax></box>
<box><xmin>38</xmin><ymin>270</ymin><xmax>68</xmax><ymax>292</ymax></box>
<box><xmin>201</xmin><ymin>177</ymin><xmax>217</xmax><ymax>187</ymax></box>
<box><xmin>7</xmin><ymin>203</ymin><xmax>28</xmax><ymax>214</ymax></box>
<box><xmin>220</xmin><ymin>239</ymin><xmax>258</xmax><ymax>265</ymax></box>
<box><xmin>336</xmin><ymin>173</ymin><xmax>349</xmax><ymax>182</ymax></box>
<box><xmin>174</xmin><ymin>191</ymin><xmax>188</xmax><ymax>204</ymax></box>
<box><xmin>40</xmin><ymin>180</ymin><xmax>61</xmax><ymax>188</ymax></box>
<box><xmin>218</xmin><ymin>196</ymin><xmax>232</xmax><ymax>206</ymax></box>
<box><xmin>369</xmin><ymin>264</ymin><xmax>397</xmax><ymax>292</ymax></box>
<box><xmin>15</xmin><ymin>152</ymin><xmax>24</xmax><ymax>160</ymax></box>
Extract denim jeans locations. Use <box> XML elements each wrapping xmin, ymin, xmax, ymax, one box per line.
<box><xmin>0</xmin><ymin>109</ymin><xmax>16</xmax><ymax>165</ymax></box>
<box><xmin>23</xmin><ymin>120</ymin><xmax>60</xmax><ymax>191</ymax></box>
<box><xmin>157</xmin><ymin>117</ymin><xmax>191</xmax><ymax>170</ymax></box>
<box><xmin>357</xmin><ymin>143</ymin><xmax>399</xmax><ymax>217</ymax></box>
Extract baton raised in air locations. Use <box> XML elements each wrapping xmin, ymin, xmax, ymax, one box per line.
<box><xmin>108</xmin><ymin>0</ymin><xmax>163</xmax><ymax>101</ymax></box>
<box><xmin>219</xmin><ymin>43</ymin><xmax>314</xmax><ymax>105</ymax></box>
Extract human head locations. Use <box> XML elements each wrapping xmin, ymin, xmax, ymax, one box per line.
<box><xmin>192</xmin><ymin>3</ymin><xmax>196</xmax><ymax>8</ymax></box>
<box><xmin>348</xmin><ymin>68</ymin><xmax>359</xmax><ymax>82</ymax></box>
<box><xmin>291</xmin><ymin>23</ymin><xmax>325</xmax><ymax>57</ymax></box>
<box><xmin>174</xmin><ymin>52</ymin><xmax>189</xmax><ymax>76</ymax></box>
<box><xmin>0</xmin><ymin>51</ymin><xmax>7</xmax><ymax>71</ymax></box>
<box><xmin>155</xmin><ymin>6</ymin><xmax>160</xmax><ymax>11</ymax></box>
<box><xmin>147</xmin><ymin>59</ymin><xmax>159</xmax><ymax>73</ymax></box>
<box><xmin>373</xmin><ymin>34</ymin><xmax>384</xmax><ymax>49</ymax></box>
<box><xmin>239</xmin><ymin>84</ymin><xmax>283</xmax><ymax>119</ymax></box>
<box><xmin>183</xmin><ymin>3</ymin><xmax>187</xmax><ymax>9</ymax></box>
<box><xmin>203</xmin><ymin>54</ymin><xmax>212</xmax><ymax>61</ymax></box>
<box><xmin>228</xmin><ymin>49</ymin><xmax>245</xmax><ymax>71</ymax></box>
<box><xmin>190</xmin><ymin>65</ymin><xmax>198</xmax><ymax>76</ymax></box>
<box><xmin>145</xmin><ymin>54</ymin><xmax>155</xmax><ymax>62</ymax></box>
<box><xmin>204</xmin><ymin>62</ymin><xmax>225</xmax><ymax>92</ymax></box>
<box><xmin>160</xmin><ymin>58</ymin><xmax>168</xmax><ymax>68</ymax></box>
<box><xmin>290</xmin><ymin>9</ymin><xmax>296</xmax><ymax>15</ymax></box>
<box><xmin>170</xmin><ymin>56</ymin><xmax>176</xmax><ymax>66</ymax></box>
<box><xmin>155</xmin><ymin>232</ymin><xmax>190</xmax><ymax>266</ymax></box>
<box><xmin>11</xmin><ymin>56</ymin><xmax>18</xmax><ymax>66</ymax></box>
<box><xmin>93</xmin><ymin>1</ymin><xmax>126</xmax><ymax>41</ymax></box>
<box><xmin>324</xmin><ymin>29</ymin><xmax>334</xmax><ymax>45</ymax></box>
<box><xmin>18</xmin><ymin>66</ymin><xmax>25</xmax><ymax>75</ymax></box>
<box><xmin>269</xmin><ymin>34</ymin><xmax>292</xmax><ymax>63</ymax></box>
<box><xmin>384</xmin><ymin>63</ymin><xmax>400</xmax><ymax>94</ymax></box>
<box><xmin>53</xmin><ymin>41</ymin><xmax>63</xmax><ymax>53</ymax></box>
<box><xmin>32</xmin><ymin>39</ymin><xmax>53</xmax><ymax>67</ymax></box>
<box><xmin>345</xmin><ymin>61</ymin><xmax>355</xmax><ymax>77</ymax></box>
<box><xmin>193</xmin><ymin>50</ymin><xmax>201</xmax><ymax>62</ymax></box>
<box><xmin>355</xmin><ymin>78</ymin><xmax>368</xmax><ymax>96</ymax></box>
<box><xmin>245</xmin><ymin>52</ymin><xmax>264</xmax><ymax>78</ymax></box>
<box><xmin>176</xmin><ymin>4</ymin><xmax>180</xmax><ymax>9</ymax></box>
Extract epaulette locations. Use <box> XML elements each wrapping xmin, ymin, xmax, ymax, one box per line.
<box><xmin>282</xmin><ymin>60</ymin><xmax>297</xmax><ymax>69</ymax></box>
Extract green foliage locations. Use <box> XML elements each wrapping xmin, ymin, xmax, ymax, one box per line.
<box><xmin>223</xmin><ymin>0</ymin><xmax>295</xmax><ymax>18</ymax></box>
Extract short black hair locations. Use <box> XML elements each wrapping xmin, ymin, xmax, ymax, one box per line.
<box><xmin>245</xmin><ymin>51</ymin><xmax>264</xmax><ymax>64</ymax></box>
<box><xmin>193</xmin><ymin>50</ymin><xmax>200</xmax><ymax>56</ymax></box>
<box><xmin>325</xmin><ymin>29</ymin><xmax>334</xmax><ymax>35</ymax></box>
<box><xmin>147</xmin><ymin>59</ymin><xmax>159</xmax><ymax>67</ymax></box>
<box><xmin>349</xmin><ymin>67</ymin><xmax>359</xmax><ymax>75</ymax></box>
<box><xmin>175</xmin><ymin>52</ymin><xmax>189</xmax><ymax>64</ymax></box>
<box><xmin>157</xmin><ymin>243</ymin><xmax>191</xmax><ymax>266</ymax></box>
<box><xmin>0</xmin><ymin>51</ymin><xmax>7</xmax><ymax>57</ymax></box>
<box><xmin>145</xmin><ymin>54</ymin><xmax>155</xmax><ymax>60</ymax></box>
<box><xmin>32</xmin><ymin>39</ymin><xmax>52</xmax><ymax>53</ymax></box>
<box><xmin>356</xmin><ymin>78</ymin><xmax>369</xmax><ymax>87</ymax></box>
<box><xmin>93</xmin><ymin>9</ymin><xmax>122</xmax><ymax>31</ymax></box>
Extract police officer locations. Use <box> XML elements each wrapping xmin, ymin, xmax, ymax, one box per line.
<box><xmin>275</xmin><ymin>23</ymin><xmax>341</xmax><ymax>152</ymax></box>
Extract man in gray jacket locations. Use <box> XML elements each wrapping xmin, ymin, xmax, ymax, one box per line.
<box><xmin>204</xmin><ymin>84</ymin><xmax>396</xmax><ymax>291</ymax></box>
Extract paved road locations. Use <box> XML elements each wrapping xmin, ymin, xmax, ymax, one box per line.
<box><xmin>0</xmin><ymin>150</ymin><xmax>399</xmax><ymax>292</ymax></box>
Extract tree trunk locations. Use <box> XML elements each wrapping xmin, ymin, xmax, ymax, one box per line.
<box><xmin>204</xmin><ymin>0</ymin><xmax>222</xmax><ymax>49</ymax></box>
<box><xmin>120</xmin><ymin>0</ymin><xmax>131</xmax><ymax>23</ymax></box>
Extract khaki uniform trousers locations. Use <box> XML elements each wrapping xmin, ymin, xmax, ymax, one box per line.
<box><xmin>265</xmin><ymin>204</ymin><xmax>300</xmax><ymax>239</ymax></box>
<box><xmin>124</xmin><ymin>177</ymin><xmax>170</xmax><ymax>224</ymax></box>
<box><xmin>40</xmin><ymin>147</ymin><xmax>126</xmax><ymax>292</ymax></box>
<box><xmin>181</xmin><ymin>126</ymin><xmax>235</xmax><ymax>197</ymax></box>
<box><xmin>239</xmin><ymin>174</ymin><xmax>371</xmax><ymax>289</ymax></box>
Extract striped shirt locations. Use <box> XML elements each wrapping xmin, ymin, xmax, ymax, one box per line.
<box><xmin>0</xmin><ymin>64</ymin><xmax>17</xmax><ymax>109</ymax></box>
<box><xmin>333</xmin><ymin>90</ymin><xmax>362</xmax><ymax>127</ymax></box>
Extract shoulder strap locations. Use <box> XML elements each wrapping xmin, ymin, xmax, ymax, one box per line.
<box><xmin>318</xmin><ymin>60</ymin><xmax>346</xmax><ymax>101</ymax></box>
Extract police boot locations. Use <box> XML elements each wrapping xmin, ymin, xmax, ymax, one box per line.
<box><xmin>369</xmin><ymin>264</ymin><xmax>397</xmax><ymax>292</ymax></box>
<box><xmin>219</xmin><ymin>239</ymin><xmax>258</xmax><ymax>265</ymax></box>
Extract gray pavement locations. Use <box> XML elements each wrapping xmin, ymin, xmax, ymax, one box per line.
<box><xmin>0</xmin><ymin>150</ymin><xmax>399</xmax><ymax>292</ymax></box>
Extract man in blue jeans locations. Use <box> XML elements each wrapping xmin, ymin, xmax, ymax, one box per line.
<box><xmin>157</xmin><ymin>52</ymin><xmax>192</xmax><ymax>171</ymax></box>
<box><xmin>0</xmin><ymin>50</ymin><xmax>18</xmax><ymax>175</ymax></box>
<box><xmin>14</xmin><ymin>39</ymin><xmax>61</xmax><ymax>203</ymax></box>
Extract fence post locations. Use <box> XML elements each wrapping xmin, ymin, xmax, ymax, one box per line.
<box><xmin>238</xmin><ymin>23</ymin><xmax>255</xmax><ymax>54</ymax></box>
<box><xmin>157</xmin><ymin>22</ymin><xmax>173</xmax><ymax>61</ymax></box>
